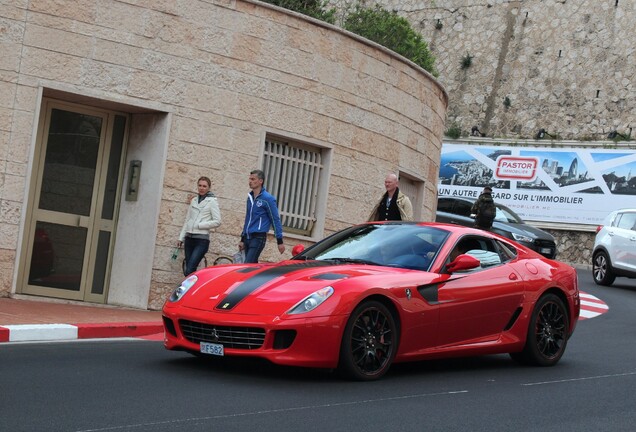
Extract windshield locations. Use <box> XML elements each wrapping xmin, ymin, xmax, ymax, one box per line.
<box><xmin>494</xmin><ymin>204</ymin><xmax>523</xmax><ymax>223</ymax></box>
<box><xmin>295</xmin><ymin>223</ymin><xmax>450</xmax><ymax>272</ymax></box>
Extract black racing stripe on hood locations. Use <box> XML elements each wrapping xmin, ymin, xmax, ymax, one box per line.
<box><xmin>216</xmin><ymin>261</ymin><xmax>334</xmax><ymax>310</ymax></box>
<box><xmin>311</xmin><ymin>273</ymin><xmax>350</xmax><ymax>280</ymax></box>
<box><xmin>235</xmin><ymin>267</ymin><xmax>260</xmax><ymax>273</ymax></box>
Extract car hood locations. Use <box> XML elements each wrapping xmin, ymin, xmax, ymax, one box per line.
<box><xmin>178</xmin><ymin>260</ymin><xmax>432</xmax><ymax>315</ymax></box>
<box><xmin>493</xmin><ymin>220</ymin><xmax>555</xmax><ymax>242</ymax></box>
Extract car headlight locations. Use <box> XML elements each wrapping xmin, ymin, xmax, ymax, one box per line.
<box><xmin>169</xmin><ymin>275</ymin><xmax>198</xmax><ymax>302</ymax></box>
<box><xmin>287</xmin><ymin>286</ymin><xmax>334</xmax><ymax>315</ymax></box>
<box><xmin>511</xmin><ymin>232</ymin><xmax>534</xmax><ymax>244</ymax></box>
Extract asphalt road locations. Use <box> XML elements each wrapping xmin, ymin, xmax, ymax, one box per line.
<box><xmin>1</xmin><ymin>269</ymin><xmax>635</xmax><ymax>432</ymax></box>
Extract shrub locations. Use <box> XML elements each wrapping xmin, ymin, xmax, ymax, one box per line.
<box><xmin>262</xmin><ymin>0</ymin><xmax>336</xmax><ymax>23</ymax></box>
<box><xmin>343</xmin><ymin>5</ymin><xmax>438</xmax><ymax>76</ymax></box>
<box><xmin>445</xmin><ymin>122</ymin><xmax>462</xmax><ymax>139</ymax></box>
<box><xmin>461</xmin><ymin>53</ymin><xmax>473</xmax><ymax>69</ymax></box>
<box><xmin>260</xmin><ymin>2</ymin><xmax>438</xmax><ymax>77</ymax></box>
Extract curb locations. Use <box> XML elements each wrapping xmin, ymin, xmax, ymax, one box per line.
<box><xmin>0</xmin><ymin>322</ymin><xmax>163</xmax><ymax>343</ymax></box>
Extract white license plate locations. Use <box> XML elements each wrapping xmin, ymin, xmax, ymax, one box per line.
<box><xmin>200</xmin><ymin>342</ymin><xmax>224</xmax><ymax>356</ymax></box>
<box><xmin>540</xmin><ymin>247</ymin><xmax>553</xmax><ymax>254</ymax></box>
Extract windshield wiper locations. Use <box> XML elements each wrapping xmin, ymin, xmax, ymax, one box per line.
<box><xmin>323</xmin><ymin>257</ymin><xmax>380</xmax><ymax>266</ymax></box>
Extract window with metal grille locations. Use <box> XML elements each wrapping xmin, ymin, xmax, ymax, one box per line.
<box><xmin>263</xmin><ymin>137</ymin><xmax>325</xmax><ymax>237</ymax></box>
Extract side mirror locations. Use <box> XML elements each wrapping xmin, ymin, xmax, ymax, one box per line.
<box><xmin>292</xmin><ymin>244</ymin><xmax>305</xmax><ymax>256</ymax></box>
<box><xmin>446</xmin><ymin>254</ymin><xmax>480</xmax><ymax>273</ymax></box>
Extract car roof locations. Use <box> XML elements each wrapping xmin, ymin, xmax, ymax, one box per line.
<box><xmin>437</xmin><ymin>195</ymin><xmax>517</xmax><ymax>213</ymax></box>
<box><xmin>439</xmin><ymin>195</ymin><xmax>477</xmax><ymax>202</ymax></box>
<box><xmin>367</xmin><ymin>220</ymin><xmax>485</xmax><ymax>232</ymax></box>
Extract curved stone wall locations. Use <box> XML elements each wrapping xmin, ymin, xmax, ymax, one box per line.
<box><xmin>0</xmin><ymin>1</ymin><xmax>447</xmax><ymax>308</ymax></box>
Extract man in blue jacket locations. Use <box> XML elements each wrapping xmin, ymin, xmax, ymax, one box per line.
<box><xmin>238</xmin><ymin>169</ymin><xmax>286</xmax><ymax>263</ymax></box>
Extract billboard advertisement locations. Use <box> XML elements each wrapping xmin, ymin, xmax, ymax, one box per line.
<box><xmin>439</xmin><ymin>142</ymin><xmax>636</xmax><ymax>226</ymax></box>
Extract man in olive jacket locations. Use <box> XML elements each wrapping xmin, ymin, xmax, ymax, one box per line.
<box><xmin>368</xmin><ymin>173</ymin><xmax>414</xmax><ymax>222</ymax></box>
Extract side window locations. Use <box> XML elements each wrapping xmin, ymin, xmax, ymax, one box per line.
<box><xmin>464</xmin><ymin>238</ymin><xmax>502</xmax><ymax>267</ymax></box>
<box><xmin>496</xmin><ymin>206</ymin><xmax>519</xmax><ymax>223</ymax></box>
<box><xmin>495</xmin><ymin>240</ymin><xmax>517</xmax><ymax>262</ymax></box>
<box><xmin>612</xmin><ymin>213</ymin><xmax>623</xmax><ymax>228</ymax></box>
<box><xmin>613</xmin><ymin>213</ymin><xmax>622</xmax><ymax>228</ymax></box>
<box><xmin>437</xmin><ymin>198</ymin><xmax>454</xmax><ymax>213</ymax></box>
<box><xmin>616</xmin><ymin>212</ymin><xmax>636</xmax><ymax>231</ymax></box>
<box><xmin>447</xmin><ymin>236</ymin><xmax>502</xmax><ymax>270</ymax></box>
<box><xmin>455</xmin><ymin>200</ymin><xmax>473</xmax><ymax>217</ymax></box>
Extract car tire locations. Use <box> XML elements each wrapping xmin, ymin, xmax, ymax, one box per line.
<box><xmin>339</xmin><ymin>300</ymin><xmax>398</xmax><ymax>381</ymax></box>
<box><xmin>592</xmin><ymin>251</ymin><xmax>616</xmax><ymax>286</ymax></box>
<box><xmin>510</xmin><ymin>293</ymin><xmax>569</xmax><ymax>367</ymax></box>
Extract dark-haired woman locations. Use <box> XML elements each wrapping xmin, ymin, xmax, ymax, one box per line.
<box><xmin>178</xmin><ymin>176</ymin><xmax>221</xmax><ymax>276</ymax></box>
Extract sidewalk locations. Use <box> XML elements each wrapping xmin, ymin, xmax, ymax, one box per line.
<box><xmin>0</xmin><ymin>297</ymin><xmax>163</xmax><ymax>343</ymax></box>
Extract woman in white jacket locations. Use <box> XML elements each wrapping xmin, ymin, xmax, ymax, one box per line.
<box><xmin>178</xmin><ymin>176</ymin><xmax>221</xmax><ymax>276</ymax></box>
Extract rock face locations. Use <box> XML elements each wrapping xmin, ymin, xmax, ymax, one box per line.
<box><xmin>335</xmin><ymin>0</ymin><xmax>635</xmax><ymax>140</ymax></box>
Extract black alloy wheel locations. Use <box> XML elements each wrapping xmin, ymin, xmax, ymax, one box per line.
<box><xmin>592</xmin><ymin>251</ymin><xmax>616</xmax><ymax>286</ymax></box>
<box><xmin>339</xmin><ymin>300</ymin><xmax>398</xmax><ymax>381</ymax></box>
<box><xmin>511</xmin><ymin>293</ymin><xmax>569</xmax><ymax>366</ymax></box>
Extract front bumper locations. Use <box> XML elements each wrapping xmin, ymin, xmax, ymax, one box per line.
<box><xmin>162</xmin><ymin>304</ymin><xmax>348</xmax><ymax>369</ymax></box>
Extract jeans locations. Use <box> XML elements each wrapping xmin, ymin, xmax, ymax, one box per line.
<box><xmin>183</xmin><ymin>237</ymin><xmax>210</xmax><ymax>276</ymax></box>
<box><xmin>243</xmin><ymin>236</ymin><xmax>266</xmax><ymax>263</ymax></box>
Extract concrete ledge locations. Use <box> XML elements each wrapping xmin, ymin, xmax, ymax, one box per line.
<box><xmin>76</xmin><ymin>322</ymin><xmax>164</xmax><ymax>339</ymax></box>
<box><xmin>0</xmin><ymin>322</ymin><xmax>163</xmax><ymax>343</ymax></box>
<box><xmin>3</xmin><ymin>324</ymin><xmax>78</xmax><ymax>342</ymax></box>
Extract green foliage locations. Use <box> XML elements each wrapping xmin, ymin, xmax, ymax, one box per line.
<box><xmin>445</xmin><ymin>122</ymin><xmax>462</xmax><ymax>139</ymax></box>
<box><xmin>260</xmin><ymin>2</ymin><xmax>438</xmax><ymax>77</ymax></box>
<box><xmin>343</xmin><ymin>5</ymin><xmax>438</xmax><ymax>76</ymax></box>
<box><xmin>261</xmin><ymin>0</ymin><xmax>336</xmax><ymax>24</ymax></box>
<box><xmin>607</xmin><ymin>130</ymin><xmax>632</xmax><ymax>142</ymax></box>
<box><xmin>461</xmin><ymin>53</ymin><xmax>473</xmax><ymax>69</ymax></box>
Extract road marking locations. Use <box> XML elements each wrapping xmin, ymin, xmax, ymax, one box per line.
<box><xmin>578</xmin><ymin>291</ymin><xmax>608</xmax><ymax>320</ymax></box>
<box><xmin>522</xmin><ymin>371</ymin><xmax>636</xmax><ymax>386</ymax></box>
<box><xmin>73</xmin><ymin>390</ymin><xmax>469</xmax><ymax>431</ymax></box>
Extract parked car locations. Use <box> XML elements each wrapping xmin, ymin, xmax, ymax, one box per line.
<box><xmin>163</xmin><ymin>222</ymin><xmax>579</xmax><ymax>380</ymax></box>
<box><xmin>592</xmin><ymin>208</ymin><xmax>636</xmax><ymax>286</ymax></box>
<box><xmin>436</xmin><ymin>196</ymin><xmax>557</xmax><ymax>259</ymax></box>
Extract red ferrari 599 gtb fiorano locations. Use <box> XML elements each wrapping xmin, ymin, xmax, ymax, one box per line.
<box><xmin>163</xmin><ymin>222</ymin><xmax>579</xmax><ymax>380</ymax></box>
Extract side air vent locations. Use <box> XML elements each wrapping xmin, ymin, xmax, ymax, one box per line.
<box><xmin>504</xmin><ymin>307</ymin><xmax>523</xmax><ymax>331</ymax></box>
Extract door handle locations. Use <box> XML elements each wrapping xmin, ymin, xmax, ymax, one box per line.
<box><xmin>126</xmin><ymin>160</ymin><xmax>142</xmax><ymax>201</ymax></box>
<box><xmin>77</xmin><ymin>216</ymin><xmax>90</xmax><ymax>228</ymax></box>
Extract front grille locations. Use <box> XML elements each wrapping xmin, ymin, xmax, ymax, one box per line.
<box><xmin>179</xmin><ymin>319</ymin><xmax>265</xmax><ymax>349</ymax></box>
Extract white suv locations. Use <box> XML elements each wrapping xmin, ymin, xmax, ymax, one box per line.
<box><xmin>592</xmin><ymin>209</ymin><xmax>636</xmax><ymax>285</ymax></box>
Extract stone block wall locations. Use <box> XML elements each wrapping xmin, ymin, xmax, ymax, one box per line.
<box><xmin>0</xmin><ymin>0</ymin><xmax>447</xmax><ymax>309</ymax></box>
<box><xmin>548</xmin><ymin>229</ymin><xmax>594</xmax><ymax>269</ymax></box>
